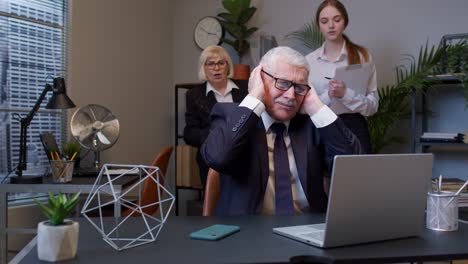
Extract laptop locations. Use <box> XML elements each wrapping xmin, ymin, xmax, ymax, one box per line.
<box><xmin>273</xmin><ymin>153</ymin><xmax>433</xmax><ymax>248</ymax></box>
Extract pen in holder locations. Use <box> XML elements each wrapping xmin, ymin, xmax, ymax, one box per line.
<box><xmin>50</xmin><ymin>160</ymin><xmax>75</xmax><ymax>183</ymax></box>
<box><xmin>49</xmin><ymin>151</ymin><xmax>77</xmax><ymax>183</ymax></box>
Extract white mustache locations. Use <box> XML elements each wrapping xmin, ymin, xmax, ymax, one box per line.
<box><xmin>275</xmin><ymin>98</ymin><xmax>296</xmax><ymax>107</ymax></box>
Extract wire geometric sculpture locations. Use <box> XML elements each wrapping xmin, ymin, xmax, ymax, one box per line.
<box><xmin>81</xmin><ymin>164</ymin><xmax>175</xmax><ymax>251</ymax></box>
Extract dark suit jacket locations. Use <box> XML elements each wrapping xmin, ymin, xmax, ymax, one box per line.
<box><xmin>183</xmin><ymin>80</ymin><xmax>248</xmax><ymax>147</ymax></box>
<box><xmin>183</xmin><ymin>80</ymin><xmax>248</xmax><ymax>186</ymax></box>
<box><xmin>201</xmin><ymin>103</ymin><xmax>362</xmax><ymax>216</ymax></box>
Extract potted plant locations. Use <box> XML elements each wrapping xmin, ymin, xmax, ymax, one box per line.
<box><xmin>217</xmin><ymin>0</ymin><xmax>258</xmax><ymax>79</ymax></box>
<box><xmin>34</xmin><ymin>191</ymin><xmax>81</xmax><ymax>262</ymax></box>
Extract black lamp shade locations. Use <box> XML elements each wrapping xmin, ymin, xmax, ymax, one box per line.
<box><xmin>46</xmin><ymin>93</ymin><xmax>75</xmax><ymax>109</ymax></box>
<box><xmin>45</xmin><ymin>77</ymin><xmax>76</xmax><ymax>109</ymax></box>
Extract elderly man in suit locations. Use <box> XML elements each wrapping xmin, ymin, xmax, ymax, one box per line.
<box><xmin>201</xmin><ymin>46</ymin><xmax>362</xmax><ymax>216</ymax></box>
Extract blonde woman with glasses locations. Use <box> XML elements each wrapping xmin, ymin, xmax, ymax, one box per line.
<box><xmin>184</xmin><ymin>45</ymin><xmax>248</xmax><ymax>187</ymax></box>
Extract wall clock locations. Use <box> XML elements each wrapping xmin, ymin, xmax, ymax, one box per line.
<box><xmin>194</xmin><ymin>16</ymin><xmax>224</xmax><ymax>49</ymax></box>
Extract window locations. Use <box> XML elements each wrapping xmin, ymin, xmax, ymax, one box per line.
<box><xmin>0</xmin><ymin>0</ymin><xmax>69</xmax><ymax>192</ymax></box>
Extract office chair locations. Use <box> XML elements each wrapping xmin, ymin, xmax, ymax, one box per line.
<box><xmin>202</xmin><ymin>168</ymin><xmax>220</xmax><ymax>216</ymax></box>
<box><xmin>121</xmin><ymin>146</ymin><xmax>174</xmax><ymax>217</ymax></box>
<box><xmin>87</xmin><ymin>146</ymin><xmax>173</xmax><ymax>217</ymax></box>
<box><xmin>84</xmin><ymin>145</ymin><xmax>173</xmax><ymax>218</ymax></box>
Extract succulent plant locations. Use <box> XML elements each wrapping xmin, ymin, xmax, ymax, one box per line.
<box><xmin>34</xmin><ymin>191</ymin><xmax>81</xmax><ymax>226</ymax></box>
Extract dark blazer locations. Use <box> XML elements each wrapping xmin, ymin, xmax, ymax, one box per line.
<box><xmin>183</xmin><ymin>80</ymin><xmax>248</xmax><ymax>186</ymax></box>
<box><xmin>201</xmin><ymin>103</ymin><xmax>362</xmax><ymax>216</ymax></box>
<box><xmin>183</xmin><ymin>80</ymin><xmax>248</xmax><ymax>147</ymax></box>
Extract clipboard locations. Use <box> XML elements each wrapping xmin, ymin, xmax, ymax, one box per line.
<box><xmin>333</xmin><ymin>62</ymin><xmax>373</xmax><ymax>95</ymax></box>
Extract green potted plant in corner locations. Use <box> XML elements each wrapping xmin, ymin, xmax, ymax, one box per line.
<box><xmin>367</xmin><ymin>42</ymin><xmax>444</xmax><ymax>153</ymax></box>
<box><xmin>34</xmin><ymin>191</ymin><xmax>81</xmax><ymax>262</ymax></box>
<box><xmin>217</xmin><ymin>0</ymin><xmax>258</xmax><ymax>80</ymax></box>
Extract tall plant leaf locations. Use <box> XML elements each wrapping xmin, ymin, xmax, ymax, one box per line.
<box><xmin>285</xmin><ymin>20</ymin><xmax>324</xmax><ymax>51</ymax></box>
<box><xmin>368</xmin><ymin>43</ymin><xmax>444</xmax><ymax>153</ymax></box>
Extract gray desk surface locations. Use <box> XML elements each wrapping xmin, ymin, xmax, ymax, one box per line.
<box><xmin>0</xmin><ymin>175</ymin><xmax>138</xmax><ymax>264</ymax></box>
<box><xmin>14</xmin><ymin>215</ymin><xmax>468</xmax><ymax>264</ymax></box>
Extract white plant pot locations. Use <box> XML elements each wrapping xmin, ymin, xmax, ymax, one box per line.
<box><xmin>37</xmin><ymin>219</ymin><xmax>79</xmax><ymax>262</ymax></box>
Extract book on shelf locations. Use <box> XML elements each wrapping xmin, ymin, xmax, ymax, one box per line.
<box><xmin>431</xmin><ymin>177</ymin><xmax>468</xmax><ymax>192</ymax></box>
<box><xmin>431</xmin><ymin>178</ymin><xmax>468</xmax><ymax>207</ymax></box>
<box><xmin>176</xmin><ymin>145</ymin><xmax>202</xmax><ymax>188</ymax></box>
<box><xmin>420</xmin><ymin>132</ymin><xmax>465</xmax><ymax>143</ymax></box>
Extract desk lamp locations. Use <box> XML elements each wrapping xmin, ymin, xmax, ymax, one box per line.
<box><xmin>10</xmin><ymin>77</ymin><xmax>75</xmax><ymax>184</ymax></box>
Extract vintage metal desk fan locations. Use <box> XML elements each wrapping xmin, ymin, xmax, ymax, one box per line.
<box><xmin>70</xmin><ymin>104</ymin><xmax>120</xmax><ymax>169</ymax></box>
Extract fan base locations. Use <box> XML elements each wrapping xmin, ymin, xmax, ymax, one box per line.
<box><xmin>10</xmin><ymin>176</ymin><xmax>43</xmax><ymax>184</ymax></box>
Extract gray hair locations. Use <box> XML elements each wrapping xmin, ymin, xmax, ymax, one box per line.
<box><xmin>260</xmin><ymin>46</ymin><xmax>309</xmax><ymax>75</ymax></box>
<box><xmin>198</xmin><ymin>45</ymin><xmax>234</xmax><ymax>81</ymax></box>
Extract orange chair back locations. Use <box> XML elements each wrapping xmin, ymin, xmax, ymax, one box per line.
<box><xmin>122</xmin><ymin>146</ymin><xmax>173</xmax><ymax>217</ymax></box>
<box><xmin>202</xmin><ymin>168</ymin><xmax>220</xmax><ymax>216</ymax></box>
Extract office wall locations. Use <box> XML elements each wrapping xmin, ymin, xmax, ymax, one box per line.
<box><xmin>173</xmin><ymin>0</ymin><xmax>468</xmax><ymax>86</ymax></box>
<box><xmin>8</xmin><ymin>1</ymin><xmax>175</xmax><ymax>260</ymax></box>
<box><xmin>172</xmin><ymin>0</ymin><xmax>468</xmax><ymax>179</ymax></box>
<box><xmin>68</xmin><ymin>0</ymin><xmax>174</xmax><ymax>167</ymax></box>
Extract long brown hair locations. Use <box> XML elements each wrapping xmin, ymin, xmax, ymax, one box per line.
<box><xmin>315</xmin><ymin>0</ymin><xmax>369</xmax><ymax>65</ymax></box>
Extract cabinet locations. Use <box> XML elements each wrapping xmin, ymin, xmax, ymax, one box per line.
<box><xmin>411</xmin><ymin>75</ymin><xmax>468</xmax><ymax>178</ymax></box>
<box><xmin>174</xmin><ymin>83</ymin><xmax>203</xmax><ymax>215</ymax></box>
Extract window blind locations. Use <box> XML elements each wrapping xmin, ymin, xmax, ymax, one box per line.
<box><xmin>0</xmin><ymin>0</ymin><xmax>70</xmax><ymax>188</ymax></box>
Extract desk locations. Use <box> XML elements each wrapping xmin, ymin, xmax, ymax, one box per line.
<box><xmin>0</xmin><ymin>176</ymin><xmax>137</xmax><ymax>264</ymax></box>
<box><xmin>12</xmin><ymin>215</ymin><xmax>468</xmax><ymax>264</ymax></box>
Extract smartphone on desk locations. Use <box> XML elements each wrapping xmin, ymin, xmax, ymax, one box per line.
<box><xmin>190</xmin><ymin>224</ymin><xmax>240</xmax><ymax>241</ymax></box>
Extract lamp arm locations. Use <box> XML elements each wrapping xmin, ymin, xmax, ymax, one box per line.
<box><xmin>16</xmin><ymin>119</ymin><xmax>28</xmax><ymax>176</ymax></box>
<box><xmin>16</xmin><ymin>83</ymin><xmax>52</xmax><ymax>177</ymax></box>
<box><xmin>24</xmin><ymin>83</ymin><xmax>52</xmax><ymax>124</ymax></box>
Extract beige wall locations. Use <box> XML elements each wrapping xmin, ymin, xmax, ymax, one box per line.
<box><xmin>173</xmin><ymin>0</ymin><xmax>468</xmax><ymax>86</ymax></box>
<box><xmin>68</xmin><ymin>0</ymin><xmax>174</xmax><ymax>167</ymax></box>
<box><xmin>8</xmin><ymin>1</ymin><xmax>176</xmax><ymax>260</ymax></box>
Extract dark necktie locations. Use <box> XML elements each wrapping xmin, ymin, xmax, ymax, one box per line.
<box><xmin>270</xmin><ymin>123</ymin><xmax>294</xmax><ymax>215</ymax></box>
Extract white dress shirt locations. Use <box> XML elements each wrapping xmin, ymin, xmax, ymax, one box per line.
<box><xmin>239</xmin><ymin>95</ymin><xmax>337</xmax><ymax>215</ymax></box>
<box><xmin>206</xmin><ymin>79</ymin><xmax>239</xmax><ymax>102</ymax></box>
<box><xmin>306</xmin><ymin>41</ymin><xmax>379</xmax><ymax>116</ymax></box>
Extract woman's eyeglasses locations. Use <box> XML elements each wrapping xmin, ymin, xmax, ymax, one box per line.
<box><xmin>205</xmin><ymin>60</ymin><xmax>227</xmax><ymax>69</ymax></box>
<box><xmin>261</xmin><ymin>69</ymin><xmax>311</xmax><ymax>96</ymax></box>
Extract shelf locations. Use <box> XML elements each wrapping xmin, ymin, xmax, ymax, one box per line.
<box><xmin>420</xmin><ymin>142</ymin><xmax>468</xmax><ymax>148</ymax></box>
<box><xmin>428</xmin><ymin>74</ymin><xmax>463</xmax><ymax>84</ymax></box>
<box><xmin>175</xmin><ymin>83</ymin><xmax>200</xmax><ymax>90</ymax></box>
<box><xmin>174</xmin><ymin>83</ymin><xmax>204</xmax><ymax>216</ymax></box>
<box><xmin>176</xmin><ymin>185</ymin><xmax>203</xmax><ymax>191</ymax></box>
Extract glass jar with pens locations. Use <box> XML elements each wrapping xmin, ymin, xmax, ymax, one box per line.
<box><xmin>50</xmin><ymin>151</ymin><xmax>77</xmax><ymax>183</ymax></box>
<box><xmin>426</xmin><ymin>175</ymin><xmax>468</xmax><ymax>231</ymax></box>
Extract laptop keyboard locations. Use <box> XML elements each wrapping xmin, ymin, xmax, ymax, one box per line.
<box><xmin>301</xmin><ymin>231</ymin><xmax>325</xmax><ymax>241</ymax></box>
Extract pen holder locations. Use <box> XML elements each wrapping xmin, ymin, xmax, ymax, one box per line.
<box><xmin>426</xmin><ymin>191</ymin><xmax>459</xmax><ymax>231</ymax></box>
<box><xmin>50</xmin><ymin>160</ymin><xmax>75</xmax><ymax>183</ymax></box>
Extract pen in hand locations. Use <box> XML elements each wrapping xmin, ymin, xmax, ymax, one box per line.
<box><xmin>325</xmin><ymin>77</ymin><xmax>332</xmax><ymax>80</ymax></box>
